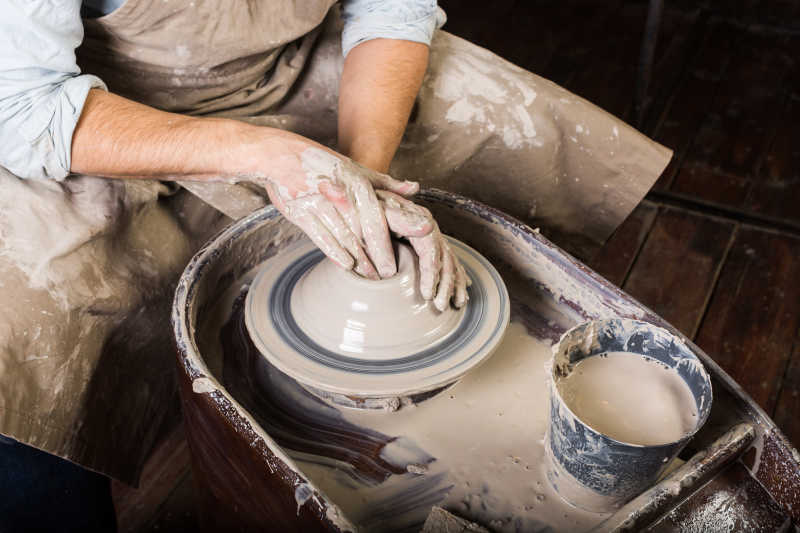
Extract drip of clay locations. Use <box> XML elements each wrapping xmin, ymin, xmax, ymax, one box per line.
<box><xmin>557</xmin><ymin>352</ymin><xmax>698</xmax><ymax>446</ymax></box>
<box><xmin>290</xmin><ymin>243</ymin><xmax>465</xmax><ymax>359</ymax></box>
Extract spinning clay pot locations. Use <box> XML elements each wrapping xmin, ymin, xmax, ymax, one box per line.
<box><xmin>244</xmin><ymin>235</ymin><xmax>510</xmax><ymax>403</ymax></box>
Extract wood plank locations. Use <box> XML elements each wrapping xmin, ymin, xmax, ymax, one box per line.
<box><xmin>743</xmin><ymin>91</ymin><xmax>800</xmax><ymax>225</ymax></box>
<box><xmin>651</xmin><ymin>156</ymin><xmax>680</xmax><ymax>192</ymax></box>
<box><xmin>589</xmin><ymin>202</ymin><xmax>659</xmax><ymax>287</ymax></box>
<box><xmin>112</xmin><ymin>424</ymin><xmax>194</xmax><ymax>533</ymax></box>
<box><xmin>563</xmin><ymin>3</ymin><xmax>649</xmax><ymax>120</ymax></box>
<box><xmin>622</xmin><ymin>208</ymin><xmax>735</xmax><ymax>336</ymax></box>
<box><xmin>670</xmin><ymin>163</ymin><xmax>751</xmax><ymax>207</ymax></box>
<box><xmin>758</xmin><ymin>0</ymin><xmax>800</xmax><ymax>29</ymax></box>
<box><xmin>436</xmin><ymin>0</ymin><xmax>516</xmax><ymax>52</ymax></box>
<box><xmin>640</xmin><ymin>6</ymin><xmax>704</xmax><ymax>135</ymax></box>
<box><xmin>439</xmin><ymin>1</ymin><xmax>622</xmax><ymax>87</ymax></box>
<box><xmin>541</xmin><ymin>3</ymin><xmax>625</xmax><ymax>89</ymax></box>
<box><xmin>461</xmin><ymin>0</ymin><xmax>518</xmax><ymax>55</ymax></box>
<box><xmin>671</xmin><ymin>29</ymin><xmax>793</xmax><ymax>205</ymax></box>
<box><xmin>743</xmin><ymin>180</ymin><xmax>800</xmax><ymax>230</ymax></box>
<box><xmin>490</xmin><ymin>0</ymin><xmax>552</xmax><ymax>70</ymax></box>
<box><xmin>504</xmin><ymin>1</ymin><xmax>586</xmax><ymax>75</ymax></box>
<box><xmin>434</xmin><ymin>0</ymin><xmax>486</xmax><ymax>44</ymax></box>
<box><xmin>650</xmin><ymin>19</ymin><xmax>737</xmax><ymax>190</ymax></box>
<box><xmin>720</xmin><ymin>0</ymin><xmax>763</xmax><ymax>24</ymax></box>
<box><xmin>693</xmin><ymin>228</ymin><xmax>800</xmax><ymax>413</ymax></box>
<box><xmin>761</xmin><ymin>92</ymin><xmax>800</xmax><ymax>183</ymax></box>
<box><xmin>773</xmin><ymin>340</ymin><xmax>800</xmax><ymax>449</ymax></box>
<box><xmin>648</xmin><ymin>461</ymin><xmax>789</xmax><ymax>532</ymax></box>
<box><xmin>145</xmin><ymin>473</ymin><xmax>199</xmax><ymax>532</ymax></box>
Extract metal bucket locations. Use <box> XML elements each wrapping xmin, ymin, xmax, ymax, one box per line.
<box><xmin>545</xmin><ymin>318</ymin><xmax>713</xmax><ymax>513</ymax></box>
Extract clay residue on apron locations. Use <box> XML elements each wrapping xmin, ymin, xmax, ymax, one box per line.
<box><xmin>3</xmin><ymin>0</ymin><xmax>672</xmax><ymax>484</ymax></box>
<box><xmin>78</xmin><ymin>0</ymin><xmax>337</xmax><ymax>116</ymax></box>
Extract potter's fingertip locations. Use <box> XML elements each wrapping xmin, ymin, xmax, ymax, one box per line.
<box><xmin>406</xmin><ymin>214</ymin><xmax>434</xmax><ymax>237</ymax></box>
<box><xmin>433</xmin><ymin>283</ymin><xmax>450</xmax><ymax>311</ymax></box>
<box><xmin>333</xmin><ymin>257</ymin><xmax>355</xmax><ymax>272</ymax></box>
<box><xmin>419</xmin><ymin>281</ymin><xmax>432</xmax><ymax>300</ymax></box>
<box><xmin>378</xmin><ymin>262</ymin><xmax>397</xmax><ymax>279</ymax></box>
<box><xmin>365</xmin><ymin>266</ymin><xmax>381</xmax><ymax>280</ymax></box>
<box><xmin>354</xmin><ymin>249</ymin><xmax>379</xmax><ymax>279</ymax></box>
<box><xmin>437</xmin><ymin>291</ymin><xmax>451</xmax><ymax>312</ymax></box>
<box><xmin>328</xmin><ymin>245</ymin><xmax>354</xmax><ymax>270</ymax></box>
<box><xmin>428</xmin><ymin>278</ymin><xmax>439</xmax><ymax>302</ymax></box>
<box><xmin>316</xmin><ymin>239</ymin><xmax>353</xmax><ymax>271</ymax></box>
<box><xmin>403</xmin><ymin>181</ymin><xmax>420</xmax><ymax>195</ymax></box>
<box><xmin>342</xmin><ymin>256</ymin><xmax>356</xmax><ymax>271</ymax></box>
<box><xmin>355</xmin><ymin>262</ymin><xmax>379</xmax><ymax>280</ymax></box>
<box><xmin>420</xmin><ymin>277</ymin><xmax>434</xmax><ymax>300</ymax></box>
<box><xmin>386</xmin><ymin>177</ymin><xmax>417</xmax><ymax>193</ymax></box>
<box><xmin>419</xmin><ymin>277</ymin><xmax>432</xmax><ymax>300</ymax></box>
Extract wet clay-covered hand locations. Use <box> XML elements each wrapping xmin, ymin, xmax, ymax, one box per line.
<box><xmin>263</xmin><ymin>148</ymin><xmax>420</xmax><ymax>280</ymax></box>
<box><xmin>378</xmin><ymin>191</ymin><xmax>472</xmax><ymax>312</ymax></box>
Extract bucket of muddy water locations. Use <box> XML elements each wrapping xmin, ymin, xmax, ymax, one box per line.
<box><xmin>545</xmin><ymin>318</ymin><xmax>712</xmax><ymax>513</ymax></box>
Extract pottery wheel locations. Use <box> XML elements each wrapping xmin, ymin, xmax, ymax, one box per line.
<box><xmin>245</xmin><ymin>236</ymin><xmax>510</xmax><ymax>399</ymax></box>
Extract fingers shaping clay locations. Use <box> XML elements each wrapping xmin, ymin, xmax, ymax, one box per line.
<box><xmin>244</xmin><ymin>236</ymin><xmax>509</xmax><ymax>401</ymax></box>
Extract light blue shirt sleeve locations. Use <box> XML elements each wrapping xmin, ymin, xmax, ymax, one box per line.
<box><xmin>0</xmin><ymin>0</ymin><xmax>107</xmax><ymax>180</ymax></box>
<box><xmin>341</xmin><ymin>0</ymin><xmax>447</xmax><ymax>58</ymax></box>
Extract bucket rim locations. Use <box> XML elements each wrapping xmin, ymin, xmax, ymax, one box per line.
<box><xmin>549</xmin><ymin>317</ymin><xmax>714</xmax><ymax>449</ymax></box>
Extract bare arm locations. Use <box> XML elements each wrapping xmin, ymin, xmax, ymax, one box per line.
<box><xmin>337</xmin><ymin>38</ymin><xmax>469</xmax><ymax>308</ymax></box>
<box><xmin>337</xmin><ymin>38</ymin><xmax>429</xmax><ymax>173</ymax></box>
<box><xmin>71</xmin><ymin>89</ymin><xmax>421</xmax><ymax>279</ymax></box>
<box><xmin>72</xmin><ymin>89</ymin><xmax>321</xmax><ymax>185</ymax></box>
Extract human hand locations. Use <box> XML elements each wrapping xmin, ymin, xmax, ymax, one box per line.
<box><xmin>262</xmin><ymin>147</ymin><xmax>420</xmax><ymax>280</ymax></box>
<box><xmin>377</xmin><ymin>191</ymin><xmax>471</xmax><ymax>311</ymax></box>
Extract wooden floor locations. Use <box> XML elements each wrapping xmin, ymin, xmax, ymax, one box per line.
<box><xmin>437</xmin><ymin>0</ymin><xmax>800</xmax><ymax>448</ymax></box>
<box><xmin>115</xmin><ymin>1</ymin><xmax>800</xmax><ymax>529</ymax></box>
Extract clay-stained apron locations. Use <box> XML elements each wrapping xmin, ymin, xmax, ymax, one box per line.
<box><xmin>1</xmin><ymin>0</ymin><xmax>670</xmax><ymax>484</ymax></box>
<box><xmin>0</xmin><ymin>0</ymin><xmax>334</xmax><ymax>485</ymax></box>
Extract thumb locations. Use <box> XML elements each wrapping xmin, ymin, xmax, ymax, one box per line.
<box><xmin>377</xmin><ymin>190</ymin><xmax>434</xmax><ymax>238</ymax></box>
<box><xmin>369</xmin><ymin>171</ymin><xmax>420</xmax><ymax>197</ymax></box>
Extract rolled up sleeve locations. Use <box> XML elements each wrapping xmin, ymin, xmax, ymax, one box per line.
<box><xmin>0</xmin><ymin>0</ymin><xmax>107</xmax><ymax>180</ymax></box>
<box><xmin>341</xmin><ymin>0</ymin><xmax>447</xmax><ymax>58</ymax></box>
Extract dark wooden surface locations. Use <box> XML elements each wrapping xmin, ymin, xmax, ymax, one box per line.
<box><xmin>694</xmin><ymin>228</ymin><xmax>800</xmax><ymax>414</ymax></box>
<box><xmin>115</xmin><ymin>1</ymin><xmax>800</xmax><ymax>529</ymax></box>
<box><xmin>111</xmin><ymin>424</ymin><xmax>196</xmax><ymax>532</ymax></box>
<box><xmin>618</xmin><ymin>207</ymin><xmax>735</xmax><ymax>336</ymax></box>
<box><xmin>440</xmin><ymin>0</ymin><xmax>800</xmax><ymax>453</ymax></box>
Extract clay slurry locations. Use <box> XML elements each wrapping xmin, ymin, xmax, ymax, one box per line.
<box><xmin>557</xmin><ymin>352</ymin><xmax>698</xmax><ymax>446</ymax></box>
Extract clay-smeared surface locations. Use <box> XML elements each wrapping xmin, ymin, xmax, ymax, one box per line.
<box><xmin>318</xmin><ymin>322</ymin><xmax>608</xmax><ymax>532</ymax></box>
<box><xmin>208</xmin><ymin>272</ymin><xmax>608</xmax><ymax>532</ymax></box>
<box><xmin>290</xmin><ymin>242</ymin><xmax>465</xmax><ymax>358</ymax></box>
<box><xmin>558</xmin><ymin>352</ymin><xmax>698</xmax><ymax>446</ymax></box>
<box><xmin>178</xmin><ymin>195</ymin><xmax>800</xmax><ymax>531</ymax></box>
<box><xmin>243</xmin><ymin>237</ymin><xmax>509</xmax><ymax>399</ymax></box>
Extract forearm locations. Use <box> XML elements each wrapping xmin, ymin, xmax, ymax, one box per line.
<box><xmin>71</xmin><ymin>89</ymin><xmax>318</xmax><ymax>189</ymax></box>
<box><xmin>337</xmin><ymin>39</ymin><xmax>429</xmax><ymax>173</ymax></box>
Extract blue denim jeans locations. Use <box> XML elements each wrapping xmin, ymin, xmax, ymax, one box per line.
<box><xmin>0</xmin><ymin>435</ymin><xmax>117</xmax><ymax>533</ymax></box>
